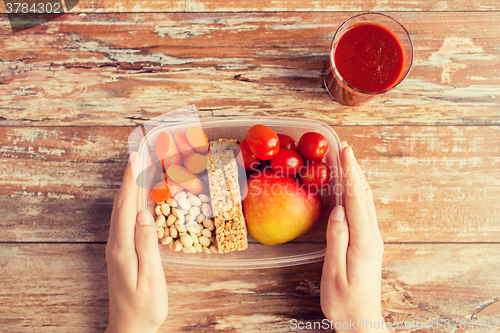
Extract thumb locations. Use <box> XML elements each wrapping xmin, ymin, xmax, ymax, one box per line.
<box><xmin>323</xmin><ymin>205</ymin><xmax>349</xmax><ymax>278</ymax></box>
<box><xmin>135</xmin><ymin>210</ymin><xmax>163</xmax><ymax>280</ymax></box>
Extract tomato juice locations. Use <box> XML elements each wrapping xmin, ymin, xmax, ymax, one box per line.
<box><xmin>324</xmin><ymin>13</ymin><xmax>413</xmax><ymax>106</ymax></box>
<box><xmin>334</xmin><ymin>23</ymin><xmax>404</xmax><ymax>93</ymax></box>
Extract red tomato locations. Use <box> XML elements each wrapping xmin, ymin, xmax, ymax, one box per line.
<box><xmin>300</xmin><ymin>161</ymin><xmax>333</xmax><ymax>190</ymax></box>
<box><xmin>297</xmin><ymin>132</ymin><xmax>328</xmax><ymax>161</ymax></box>
<box><xmin>238</xmin><ymin>139</ymin><xmax>261</xmax><ymax>171</ymax></box>
<box><xmin>270</xmin><ymin>148</ymin><xmax>304</xmax><ymax>176</ymax></box>
<box><xmin>277</xmin><ymin>134</ymin><xmax>297</xmax><ymax>150</ymax></box>
<box><xmin>246</xmin><ymin>125</ymin><xmax>280</xmax><ymax>160</ymax></box>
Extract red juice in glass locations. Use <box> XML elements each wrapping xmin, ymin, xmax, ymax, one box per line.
<box><xmin>324</xmin><ymin>13</ymin><xmax>413</xmax><ymax>106</ymax></box>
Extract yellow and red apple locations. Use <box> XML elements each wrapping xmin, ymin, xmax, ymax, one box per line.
<box><xmin>242</xmin><ymin>169</ymin><xmax>322</xmax><ymax>245</ymax></box>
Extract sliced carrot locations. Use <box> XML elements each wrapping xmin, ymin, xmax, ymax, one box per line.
<box><xmin>183</xmin><ymin>153</ymin><xmax>207</xmax><ymax>174</ymax></box>
<box><xmin>174</xmin><ymin>131</ymin><xmax>194</xmax><ymax>158</ymax></box>
<box><xmin>151</xmin><ymin>179</ymin><xmax>172</xmax><ymax>203</ymax></box>
<box><xmin>186</xmin><ymin>126</ymin><xmax>209</xmax><ymax>154</ymax></box>
<box><xmin>167</xmin><ymin>164</ymin><xmax>207</xmax><ymax>194</ymax></box>
<box><xmin>155</xmin><ymin>131</ymin><xmax>181</xmax><ymax>171</ymax></box>
<box><xmin>166</xmin><ymin>178</ymin><xmax>183</xmax><ymax>196</ymax></box>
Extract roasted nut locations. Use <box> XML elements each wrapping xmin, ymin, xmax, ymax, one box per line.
<box><xmin>201</xmin><ymin>229</ymin><xmax>212</xmax><ymax>238</ymax></box>
<box><xmin>166</xmin><ymin>198</ymin><xmax>178</xmax><ymax>207</ymax></box>
<box><xmin>180</xmin><ymin>234</ymin><xmax>194</xmax><ymax>247</ymax></box>
<box><xmin>190</xmin><ymin>232</ymin><xmax>199</xmax><ymax>244</ymax></box>
<box><xmin>188</xmin><ymin>196</ymin><xmax>202</xmax><ymax>207</ymax></box>
<box><xmin>189</xmin><ymin>206</ymin><xmax>201</xmax><ymax>218</ymax></box>
<box><xmin>199</xmin><ymin>194</ymin><xmax>210</xmax><ymax>203</ymax></box>
<box><xmin>182</xmin><ymin>246</ymin><xmax>197</xmax><ymax>254</ymax></box>
<box><xmin>178</xmin><ymin>197</ymin><xmax>191</xmax><ymax>211</ymax></box>
<box><xmin>203</xmin><ymin>219</ymin><xmax>215</xmax><ymax>231</ymax></box>
<box><xmin>176</xmin><ymin>212</ymin><xmax>185</xmax><ymax>225</ymax></box>
<box><xmin>166</xmin><ymin>214</ymin><xmax>177</xmax><ymax>227</ymax></box>
<box><xmin>186</xmin><ymin>222</ymin><xmax>202</xmax><ymax>234</ymax></box>
<box><xmin>197</xmin><ymin>214</ymin><xmax>206</xmax><ymax>222</ymax></box>
<box><xmin>174</xmin><ymin>239</ymin><xmax>183</xmax><ymax>252</ymax></box>
<box><xmin>170</xmin><ymin>225</ymin><xmax>178</xmax><ymax>239</ymax></box>
<box><xmin>201</xmin><ymin>203</ymin><xmax>212</xmax><ymax>217</ymax></box>
<box><xmin>176</xmin><ymin>225</ymin><xmax>187</xmax><ymax>233</ymax></box>
<box><xmin>157</xmin><ymin>228</ymin><xmax>165</xmax><ymax>239</ymax></box>
<box><xmin>174</xmin><ymin>191</ymin><xmax>187</xmax><ymax>201</ymax></box>
<box><xmin>155</xmin><ymin>215</ymin><xmax>165</xmax><ymax>228</ymax></box>
<box><xmin>202</xmin><ymin>245</ymin><xmax>211</xmax><ymax>254</ymax></box>
<box><xmin>155</xmin><ymin>205</ymin><xmax>163</xmax><ymax>216</ymax></box>
<box><xmin>199</xmin><ymin>236</ymin><xmax>210</xmax><ymax>247</ymax></box>
<box><xmin>194</xmin><ymin>243</ymin><xmax>203</xmax><ymax>253</ymax></box>
<box><xmin>160</xmin><ymin>203</ymin><xmax>171</xmax><ymax>216</ymax></box>
<box><xmin>161</xmin><ymin>236</ymin><xmax>173</xmax><ymax>245</ymax></box>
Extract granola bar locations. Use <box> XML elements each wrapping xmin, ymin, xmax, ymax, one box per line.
<box><xmin>209</xmin><ymin>138</ymin><xmax>239</xmax><ymax>155</ymax></box>
<box><xmin>206</xmin><ymin>142</ymin><xmax>248</xmax><ymax>253</ymax></box>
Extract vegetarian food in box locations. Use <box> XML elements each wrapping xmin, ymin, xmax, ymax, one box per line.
<box><xmin>134</xmin><ymin>114</ymin><xmax>341</xmax><ymax>269</ymax></box>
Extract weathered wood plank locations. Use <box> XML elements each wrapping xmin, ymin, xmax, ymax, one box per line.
<box><xmin>1</xmin><ymin>12</ymin><xmax>500</xmax><ymax>126</ymax></box>
<box><xmin>0</xmin><ymin>243</ymin><xmax>498</xmax><ymax>332</ymax></box>
<box><xmin>335</xmin><ymin>126</ymin><xmax>500</xmax><ymax>243</ymax></box>
<box><xmin>1</xmin><ymin>125</ymin><xmax>499</xmax><ymax>243</ymax></box>
<box><xmin>2</xmin><ymin>0</ymin><xmax>500</xmax><ymax>13</ymax></box>
<box><xmin>184</xmin><ymin>0</ymin><xmax>500</xmax><ymax>13</ymax></box>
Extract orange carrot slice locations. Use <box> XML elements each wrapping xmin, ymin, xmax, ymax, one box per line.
<box><xmin>151</xmin><ymin>179</ymin><xmax>172</xmax><ymax>203</ymax></box>
<box><xmin>167</xmin><ymin>165</ymin><xmax>207</xmax><ymax>194</ymax></box>
<box><xmin>155</xmin><ymin>131</ymin><xmax>181</xmax><ymax>171</ymax></box>
<box><xmin>186</xmin><ymin>126</ymin><xmax>209</xmax><ymax>154</ymax></box>
<box><xmin>166</xmin><ymin>178</ymin><xmax>183</xmax><ymax>196</ymax></box>
<box><xmin>183</xmin><ymin>153</ymin><xmax>207</xmax><ymax>174</ymax></box>
<box><xmin>174</xmin><ymin>131</ymin><xmax>194</xmax><ymax>158</ymax></box>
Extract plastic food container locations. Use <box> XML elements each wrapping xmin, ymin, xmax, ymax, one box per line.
<box><xmin>136</xmin><ymin>116</ymin><xmax>342</xmax><ymax>269</ymax></box>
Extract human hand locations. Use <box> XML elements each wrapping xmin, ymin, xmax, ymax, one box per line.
<box><xmin>105</xmin><ymin>152</ymin><xmax>168</xmax><ymax>333</ymax></box>
<box><xmin>320</xmin><ymin>142</ymin><xmax>387</xmax><ymax>332</ymax></box>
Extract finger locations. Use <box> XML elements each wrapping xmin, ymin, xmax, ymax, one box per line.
<box><xmin>109</xmin><ymin>152</ymin><xmax>141</xmax><ymax>247</ymax></box>
<box><xmin>355</xmin><ymin>161</ymin><xmax>381</xmax><ymax>242</ymax></box>
<box><xmin>323</xmin><ymin>205</ymin><xmax>349</xmax><ymax>283</ymax></box>
<box><xmin>135</xmin><ymin>210</ymin><xmax>164</xmax><ymax>288</ymax></box>
<box><xmin>146</xmin><ymin>151</ymin><xmax>158</xmax><ymax>218</ymax></box>
<box><xmin>341</xmin><ymin>145</ymin><xmax>371</xmax><ymax>246</ymax></box>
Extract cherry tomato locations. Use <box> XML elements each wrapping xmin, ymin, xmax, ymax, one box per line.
<box><xmin>300</xmin><ymin>161</ymin><xmax>333</xmax><ymax>190</ymax></box>
<box><xmin>246</xmin><ymin>124</ymin><xmax>280</xmax><ymax>160</ymax></box>
<box><xmin>277</xmin><ymin>134</ymin><xmax>297</xmax><ymax>150</ymax></box>
<box><xmin>297</xmin><ymin>132</ymin><xmax>328</xmax><ymax>161</ymax></box>
<box><xmin>270</xmin><ymin>148</ymin><xmax>304</xmax><ymax>176</ymax></box>
<box><xmin>238</xmin><ymin>139</ymin><xmax>261</xmax><ymax>171</ymax></box>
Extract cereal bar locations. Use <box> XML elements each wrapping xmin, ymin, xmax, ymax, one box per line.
<box><xmin>206</xmin><ymin>143</ymin><xmax>248</xmax><ymax>253</ymax></box>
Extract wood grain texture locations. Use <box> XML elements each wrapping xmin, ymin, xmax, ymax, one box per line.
<box><xmin>1</xmin><ymin>12</ymin><xmax>500</xmax><ymax>126</ymax></box>
<box><xmin>2</xmin><ymin>0</ymin><xmax>500</xmax><ymax>13</ymax></box>
<box><xmin>1</xmin><ymin>6</ymin><xmax>499</xmax><ymax>333</ymax></box>
<box><xmin>1</xmin><ymin>125</ymin><xmax>499</xmax><ymax>243</ymax></box>
<box><xmin>0</xmin><ymin>243</ymin><xmax>498</xmax><ymax>332</ymax></box>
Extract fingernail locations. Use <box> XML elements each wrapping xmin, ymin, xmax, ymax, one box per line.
<box><xmin>347</xmin><ymin>146</ymin><xmax>355</xmax><ymax>159</ymax></box>
<box><xmin>331</xmin><ymin>205</ymin><xmax>345</xmax><ymax>221</ymax></box>
<box><xmin>137</xmin><ymin>210</ymin><xmax>153</xmax><ymax>225</ymax></box>
<box><xmin>129</xmin><ymin>152</ymin><xmax>137</xmax><ymax>164</ymax></box>
<box><xmin>341</xmin><ymin>141</ymin><xmax>349</xmax><ymax>149</ymax></box>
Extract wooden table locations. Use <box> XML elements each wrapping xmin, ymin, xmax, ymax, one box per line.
<box><xmin>1</xmin><ymin>0</ymin><xmax>500</xmax><ymax>332</ymax></box>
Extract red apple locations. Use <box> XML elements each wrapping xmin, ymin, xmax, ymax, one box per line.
<box><xmin>242</xmin><ymin>168</ymin><xmax>322</xmax><ymax>245</ymax></box>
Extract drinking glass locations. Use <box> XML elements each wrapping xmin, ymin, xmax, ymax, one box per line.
<box><xmin>324</xmin><ymin>13</ymin><xmax>413</xmax><ymax>106</ymax></box>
